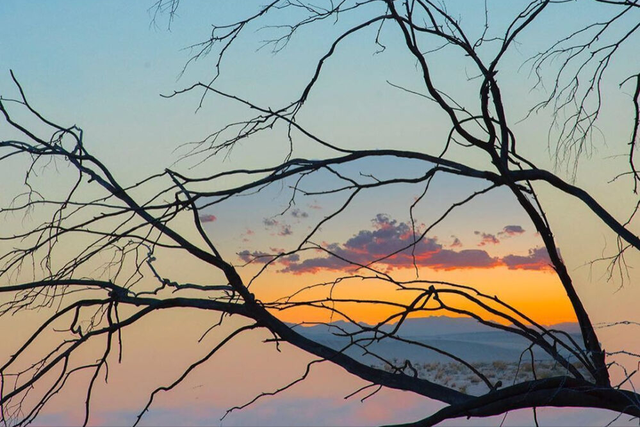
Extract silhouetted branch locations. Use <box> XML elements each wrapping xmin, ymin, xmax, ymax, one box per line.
<box><xmin>2</xmin><ymin>1</ymin><xmax>639</xmax><ymax>425</ymax></box>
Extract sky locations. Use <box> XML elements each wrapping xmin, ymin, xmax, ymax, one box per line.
<box><xmin>1</xmin><ymin>0</ymin><xmax>640</xmax><ymax>426</ymax></box>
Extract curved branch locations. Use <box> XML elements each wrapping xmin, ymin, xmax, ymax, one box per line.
<box><xmin>512</xmin><ymin>168</ymin><xmax>640</xmax><ymax>250</ymax></box>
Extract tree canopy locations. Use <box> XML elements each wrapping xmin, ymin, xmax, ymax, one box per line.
<box><xmin>1</xmin><ymin>1</ymin><xmax>640</xmax><ymax>425</ymax></box>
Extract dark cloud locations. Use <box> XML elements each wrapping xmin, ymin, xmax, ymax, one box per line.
<box><xmin>238</xmin><ymin>250</ymin><xmax>299</xmax><ymax>266</ymax></box>
<box><xmin>450</xmin><ymin>236</ymin><xmax>463</xmax><ymax>248</ymax></box>
<box><xmin>263</xmin><ymin>218</ymin><xmax>279</xmax><ymax>227</ymax></box>
<box><xmin>285</xmin><ymin>253</ymin><xmax>300</xmax><ymax>262</ymax></box>
<box><xmin>238</xmin><ymin>250</ymin><xmax>274</xmax><ymax>264</ymax></box>
<box><xmin>425</xmin><ymin>249</ymin><xmax>500</xmax><ymax>270</ymax></box>
<box><xmin>475</xmin><ymin>231</ymin><xmax>500</xmax><ymax>246</ymax></box>
<box><xmin>291</xmin><ymin>208</ymin><xmax>309</xmax><ymax>218</ymax></box>
<box><xmin>263</xmin><ymin>218</ymin><xmax>293</xmax><ymax>236</ymax></box>
<box><xmin>280</xmin><ymin>256</ymin><xmax>350</xmax><ymax>274</ymax></box>
<box><xmin>198</xmin><ymin>214</ymin><xmax>217</xmax><ymax>223</ymax></box>
<box><xmin>279</xmin><ymin>225</ymin><xmax>293</xmax><ymax>236</ymax></box>
<box><xmin>502</xmin><ymin>247</ymin><xmax>552</xmax><ymax>271</ymax></box>
<box><xmin>498</xmin><ymin>225</ymin><xmax>526</xmax><ymax>238</ymax></box>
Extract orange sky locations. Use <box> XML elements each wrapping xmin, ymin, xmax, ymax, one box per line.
<box><xmin>250</xmin><ymin>265</ymin><xmax>576</xmax><ymax>326</ymax></box>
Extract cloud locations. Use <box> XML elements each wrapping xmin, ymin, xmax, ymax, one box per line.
<box><xmin>475</xmin><ymin>231</ymin><xmax>499</xmax><ymax>246</ymax></box>
<box><xmin>238</xmin><ymin>250</ymin><xmax>274</xmax><ymax>264</ymax></box>
<box><xmin>240</xmin><ymin>215</ymin><xmax>554</xmax><ymax>274</ymax></box>
<box><xmin>263</xmin><ymin>218</ymin><xmax>294</xmax><ymax>236</ymax></box>
<box><xmin>291</xmin><ymin>208</ymin><xmax>309</xmax><ymax>218</ymax></box>
<box><xmin>498</xmin><ymin>225</ymin><xmax>526</xmax><ymax>237</ymax></box>
<box><xmin>279</xmin><ymin>225</ymin><xmax>293</xmax><ymax>236</ymax></box>
<box><xmin>425</xmin><ymin>249</ymin><xmax>501</xmax><ymax>270</ymax></box>
<box><xmin>238</xmin><ymin>250</ymin><xmax>299</xmax><ymax>265</ymax></box>
<box><xmin>283</xmin><ymin>253</ymin><xmax>300</xmax><ymax>263</ymax></box>
<box><xmin>280</xmin><ymin>255</ymin><xmax>350</xmax><ymax>274</ymax></box>
<box><xmin>502</xmin><ymin>247</ymin><xmax>552</xmax><ymax>271</ymax></box>
<box><xmin>450</xmin><ymin>236</ymin><xmax>462</xmax><ymax>248</ymax></box>
<box><xmin>198</xmin><ymin>214</ymin><xmax>217</xmax><ymax>223</ymax></box>
<box><xmin>263</xmin><ymin>218</ymin><xmax>279</xmax><ymax>227</ymax></box>
<box><xmin>280</xmin><ymin>214</ymin><xmax>501</xmax><ymax>274</ymax></box>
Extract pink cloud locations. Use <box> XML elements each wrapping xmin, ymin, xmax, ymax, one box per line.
<box><xmin>199</xmin><ymin>214</ymin><xmax>217</xmax><ymax>223</ymax></box>
<box><xmin>237</xmin><ymin>215</ymin><xmax>554</xmax><ymax>274</ymax></box>
<box><xmin>279</xmin><ymin>214</ymin><xmax>500</xmax><ymax>274</ymax></box>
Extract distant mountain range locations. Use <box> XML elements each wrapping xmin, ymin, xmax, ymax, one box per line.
<box><xmin>293</xmin><ymin>316</ymin><xmax>581</xmax><ymax>337</ymax></box>
<box><xmin>290</xmin><ymin>316</ymin><xmax>583</xmax><ymax>363</ymax></box>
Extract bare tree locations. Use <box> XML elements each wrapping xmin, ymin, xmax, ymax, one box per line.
<box><xmin>1</xmin><ymin>0</ymin><xmax>640</xmax><ymax>426</ymax></box>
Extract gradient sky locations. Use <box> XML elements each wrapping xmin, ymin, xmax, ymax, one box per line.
<box><xmin>2</xmin><ymin>1</ymin><xmax>640</xmax><ymax>426</ymax></box>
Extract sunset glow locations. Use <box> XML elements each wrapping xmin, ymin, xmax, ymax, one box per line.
<box><xmin>2</xmin><ymin>1</ymin><xmax>639</xmax><ymax>426</ymax></box>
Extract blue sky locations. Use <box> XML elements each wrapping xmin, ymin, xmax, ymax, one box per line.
<box><xmin>2</xmin><ymin>1</ymin><xmax>640</xmax><ymax>426</ymax></box>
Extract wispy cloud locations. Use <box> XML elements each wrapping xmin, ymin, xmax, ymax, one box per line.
<box><xmin>450</xmin><ymin>236</ymin><xmax>463</xmax><ymax>248</ymax></box>
<box><xmin>263</xmin><ymin>218</ymin><xmax>279</xmax><ymax>227</ymax></box>
<box><xmin>291</xmin><ymin>208</ymin><xmax>309</xmax><ymax>218</ymax></box>
<box><xmin>238</xmin><ymin>250</ymin><xmax>299</xmax><ymax>265</ymax></box>
<box><xmin>263</xmin><ymin>217</ymin><xmax>294</xmax><ymax>236</ymax></box>
<box><xmin>279</xmin><ymin>225</ymin><xmax>293</xmax><ymax>236</ymax></box>
<box><xmin>198</xmin><ymin>214</ymin><xmax>217</xmax><ymax>223</ymax></box>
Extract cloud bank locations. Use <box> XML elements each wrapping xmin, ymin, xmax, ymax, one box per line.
<box><xmin>238</xmin><ymin>215</ymin><xmax>552</xmax><ymax>274</ymax></box>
